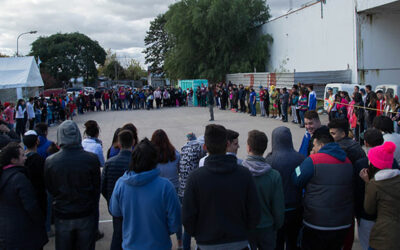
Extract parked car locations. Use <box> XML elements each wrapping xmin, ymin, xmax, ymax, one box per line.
<box><xmin>83</xmin><ymin>87</ymin><xmax>95</xmax><ymax>95</ymax></box>
<box><xmin>66</xmin><ymin>88</ymin><xmax>82</xmax><ymax>98</ymax></box>
<box><xmin>42</xmin><ymin>88</ymin><xmax>66</xmax><ymax>98</ymax></box>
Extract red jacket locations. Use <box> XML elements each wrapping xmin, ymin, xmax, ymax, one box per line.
<box><xmin>376</xmin><ymin>100</ymin><xmax>385</xmax><ymax>117</ymax></box>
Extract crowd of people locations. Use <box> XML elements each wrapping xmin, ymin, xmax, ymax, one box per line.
<box><xmin>0</xmin><ymin>82</ymin><xmax>399</xmax><ymax>250</ymax></box>
<box><xmin>0</xmin><ymin>86</ymin><xmax>196</xmax><ymax>140</ymax></box>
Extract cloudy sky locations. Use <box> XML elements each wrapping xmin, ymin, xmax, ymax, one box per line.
<box><xmin>0</xmin><ymin>0</ymin><xmax>310</xmax><ymax>67</ymax></box>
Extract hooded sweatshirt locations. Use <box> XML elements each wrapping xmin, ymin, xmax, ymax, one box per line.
<box><xmin>45</xmin><ymin>120</ymin><xmax>100</xmax><ymax>219</ymax></box>
<box><xmin>293</xmin><ymin>143</ymin><xmax>354</xmax><ymax>230</ymax></box>
<box><xmin>266</xmin><ymin>127</ymin><xmax>305</xmax><ymax>210</ymax></box>
<box><xmin>110</xmin><ymin>168</ymin><xmax>181</xmax><ymax>250</ymax></box>
<box><xmin>242</xmin><ymin>155</ymin><xmax>285</xmax><ymax>231</ymax></box>
<box><xmin>182</xmin><ymin>154</ymin><xmax>260</xmax><ymax>245</ymax></box>
<box><xmin>364</xmin><ymin>169</ymin><xmax>400</xmax><ymax>250</ymax></box>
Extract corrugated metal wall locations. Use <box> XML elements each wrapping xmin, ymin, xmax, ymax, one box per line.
<box><xmin>226</xmin><ymin>72</ymin><xmax>294</xmax><ymax>88</ymax></box>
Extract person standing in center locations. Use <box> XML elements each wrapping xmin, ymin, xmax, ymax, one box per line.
<box><xmin>207</xmin><ymin>85</ymin><xmax>215</xmax><ymax>121</ymax></box>
<box><xmin>182</xmin><ymin>124</ymin><xmax>261</xmax><ymax>249</ymax></box>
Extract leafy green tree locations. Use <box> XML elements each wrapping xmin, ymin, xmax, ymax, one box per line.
<box><xmin>98</xmin><ymin>49</ymin><xmax>126</xmax><ymax>80</ymax></box>
<box><xmin>0</xmin><ymin>53</ymin><xmax>9</xmax><ymax>57</ymax></box>
<box><xmin>125</xmin><ymin>59</ymin><xmax>147</xmax><ymax>80</ymax></box>
<box><xmin>159</xmin><ymin>0</ymin><xmax>272</xmax><ymax>81</ymax></box>
<box><xmin>30</xmin><ymin>32</ymin><xmax>106</xmax><ymax>85</ymax></box>
<box><xmin>143</xmin><ymin>14</ymin><xmax>171</xmax><ymax>75</ymax></box>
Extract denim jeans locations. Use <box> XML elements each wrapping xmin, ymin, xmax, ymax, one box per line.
<box><xmin>299</xmin><ymin>110</ymin><xmax>306</xmax><ymax>125</ymax></box>
<box><xmin>111</xmin><ymin>217</ymin><xmax>123</xmax><ymax>250</ymax></box>
<box><xmin>282</xmin><ymin>104</ymin><xmax>288</xmax><ymax>121</ymax></box>
<box><xmin>260</xmin><ymin>101</ymin><xmax>265</xmax><ymax>116</ymax></box>
<box><xmin>251</xmin><ymin>103</ymin><xmax>257</xmax><ymax>116</ymax></box>
<box><xmin>46</xmin><ymin>192</ymin><xmax>53</xmax><ymax>232</ymax></box>
<box><xmin>179</xmin><ymin>197</ymin><xmax>192</xmax><ymax>250</ymax></box>
<box><xmin>55</xmin><ymin>213</ymin><xmax>96</xmax><ymax>250</ymax></box>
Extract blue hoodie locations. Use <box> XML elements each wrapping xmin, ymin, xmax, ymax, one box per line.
<box><xmin>110</xmin><ymin>168</ymin><xmax>181</xmax><ymax>250</ymax></box>
<box><xmin>37</xmin><ymin>135</ymin><xmax>53</xmax><ymax>159</ymax></box>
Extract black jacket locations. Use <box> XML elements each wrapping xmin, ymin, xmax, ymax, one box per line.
<box><xmin>0</xmin><ymin>166</ymin><xmax>48</xmax><ymax>249</ymax></box>
<box><xmin>207</xmin><ymin>91</ymin><xmax>214</xmax><ymax>105</ymax></box>
<box><xmin>25</xmin><ymin>152</ymin><xmax>47</xmax><ymax>215</ymax></box>
<box><xmin>45</xmin><ymin>145</ymin><xmax>101</xmax><ymax>219</ymax></box>
<box><xmin>266</xmin><ymin>127</ymin><xmax>305</xmax><ymax>209</ymax></box>
<box><xmin>337</xmin><ymin>137</ymin><xmax>366</xmax><ymax>166</ymax></box>
<box><xmin>101</xmin><ymin>149</ymin><xmax>131</xmax><ymax>205</ymax></box>
<box><xmin>182</xmin><ymin>154</ymin><xmax>261</xmax><ymax>245</ymax></box>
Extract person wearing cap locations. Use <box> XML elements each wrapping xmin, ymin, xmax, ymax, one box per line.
<box><xmin>23</xmin><ymin>130</ymin><xmax>47</xmax><ymax>216</ymax></box>
<box><xmin>360</xmin><ymin>141</ymin><xmax>400</xmax><ymax>250</ymax></box>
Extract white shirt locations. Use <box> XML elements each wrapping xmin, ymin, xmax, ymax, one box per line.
<box><xmin>27</xmin><ymin>102</ymin><xmax>35</xmax><ymax>119</ymax></box>
<box><xmin>15</xmin><ymin>105</ymin><xmax>26</xmax><ymax>119</ymax></box>
<box><xmin>199</xmin><ymin>153</ymin><xmax>242</xmax><ymax>167</ymax></box>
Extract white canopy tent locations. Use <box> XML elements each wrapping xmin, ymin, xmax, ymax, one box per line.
<box><xmin>0</xmin><ymin>56</ymin><xmax>44</xmax><ymax>102</ymax></box>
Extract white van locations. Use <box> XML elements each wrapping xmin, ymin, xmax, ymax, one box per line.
<box><xmin>375</xmin><ymin>84</ymin><xmax>400</xmax><ymax>99</ymax></box>
<box><xmin>323</xmin><ymin>83</ymin><xmax>365</xmax><ymax>111</ymax></box>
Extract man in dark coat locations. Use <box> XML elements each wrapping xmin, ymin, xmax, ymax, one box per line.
<box><xmin>45</xmin><ymin>120</ymin><xmax>100</xmax><ymax>250</ymax></box>
<box><xmin>182</xmin><ymin>124</ymin><xmax>261</xmax><ymax>249</ymax></box>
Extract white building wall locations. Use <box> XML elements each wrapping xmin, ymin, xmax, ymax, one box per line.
<box><xmin>357</xmin><ymin>3</ymin><xmax>400</xmax><ymax>86</ymax></box>
<box><xmin>357</xmin><ymin>0</ymin><xmax>398</xmax><ymax>12</ymax></box>
<box><xmin>262</xmin><ymin>0</ymin><xmax>358</xmax><ymax>83</ymax></box>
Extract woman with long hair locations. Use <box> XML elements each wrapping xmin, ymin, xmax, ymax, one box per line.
<box><xmin>15</xmin><ymin>99</ymin><xmax>26</xmax><ymax>138</ymax></box>
<box><xmin>107</xmin><ymin>127</ymin><xmax>121</xmax><ymax>159</ymax></box>
<box><xmin>151</xmin><ymin>129</ymin><xmax>182</xmax><ymax>248</ymax></box>
<box><xmin>0</xmin><ymin>142</ymin><xmax>48</xmax><ymax>249</ymax></box>
<box><xmin>108</xmin><ymin>123</ymin><xmax>138</xmax><ymax>159</ymax></box>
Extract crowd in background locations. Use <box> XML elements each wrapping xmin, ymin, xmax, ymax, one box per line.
<box><xmin>0</xmin><ymin>82</ymin><xmax>399</xmax><ymax>250</ymax></box>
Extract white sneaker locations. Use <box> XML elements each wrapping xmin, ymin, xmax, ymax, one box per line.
<box><xmin>275</xmin><ymin>116</ymin><xmax>279</xmax><ymax>120</ymax></box>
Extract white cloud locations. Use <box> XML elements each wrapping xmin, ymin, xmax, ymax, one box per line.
<box><xmin>0</xmin><ymin>0</ymin><xmax>310</xmax><ymax>66</ymax></box>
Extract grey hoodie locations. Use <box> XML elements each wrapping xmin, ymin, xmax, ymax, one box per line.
<box><xmin>57</xmin><ymin>120</ymin><xmax>82</xmax><ymax>147</ymax></box>
<box><xmin>242</xmin><ymin>155</ymin><xmax>271</xmax><ymax>176</ymax></box>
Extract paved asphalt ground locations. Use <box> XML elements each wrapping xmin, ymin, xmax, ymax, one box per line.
<box><xmin>44</xmin><ymin>106</ymin><xmax>361</xmax><ymax>250</ymax></box>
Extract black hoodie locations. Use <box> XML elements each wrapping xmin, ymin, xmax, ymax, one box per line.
<box><xmin>266</xmin><ymin>126</ymin><xmax>305</xmax><ymax>209</ymax></box>
<box><xmin>182</xmin><ymin>154</ymin><xmax>260</xmax><ymax>245</ymax></box>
